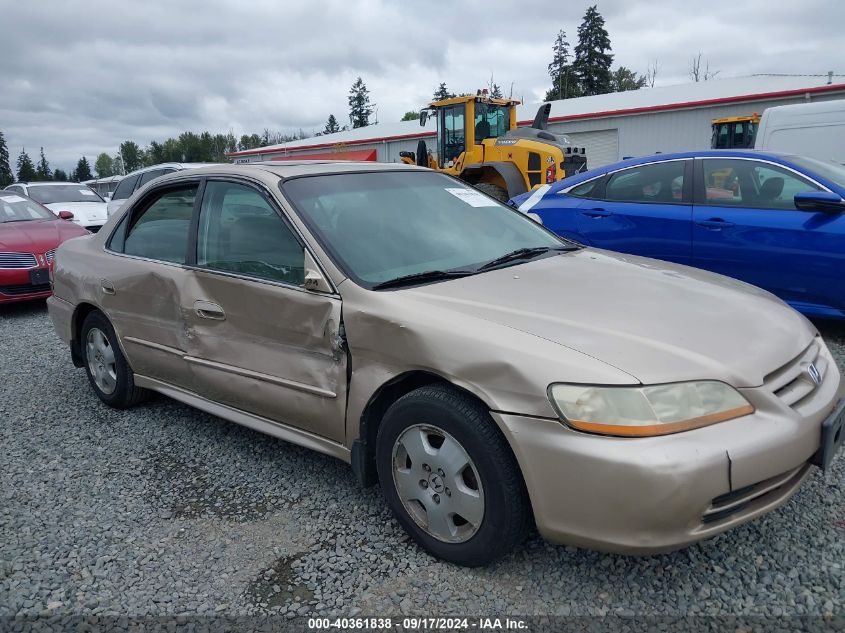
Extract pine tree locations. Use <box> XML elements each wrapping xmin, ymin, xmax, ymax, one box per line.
<box><xmin>0</xmin><ymin>131</ymin><xmax>13</xmax><ymax>187</ymax></box>
<box><xmin>610</xmin><ymin>67</ymin><xmax>647</xmax><ymax>92</ymax></box>
<box><xmin>348</xmin><ymin>77</ymin><xmax>373</xmax><ymax>129</ymax></box>
<box><xmin>72</xmin><ymin>157</ymin><xmax>93</xmax><ymax>182</ymax></box>
<box><xmin>433</xmin><ymin>82</ymin><xmax>454</xmax><ymax>101</ymax></box>
<box><xmin>572</xmin><ymin>5</ymin><xmax>614</xmax><ymax>96</ymax></box>
<box><xmin>545</xmin><ymin>29</ymin><xmax>577</xmax><ymax>101</ymax></box>
<box><xmin>490</xmin><ymin>83</ymin><xmax>503</xmax><ymax>99</ymax></box>
<box><xmin>53</xmin><ymin>168</ymin><xmax>68</xmax><ymax>181</ymax></box>
<box><xmin>36</xmin><ymin>147</ymin><xmax>52</xmax><ymax>181</ymax></box>
<box><xmin>323</xmin><ymin>114</ymin><xmax>341</xmax><ymax>135</ymax></box>
<box><xmin>16</xmin><ymin>148</ymin><xmax>37</xmax><ymax>182</ymax></box>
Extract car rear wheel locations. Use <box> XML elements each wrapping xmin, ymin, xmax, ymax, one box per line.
<box><xmin>80</xmin><ymin>310</ymin><xmax>148</xmax><ymax>409</ymax></box>
<box><xmin>376</xmin><ymin>384</ymin><xmax>530</xmax><ymax>566</ymax></box>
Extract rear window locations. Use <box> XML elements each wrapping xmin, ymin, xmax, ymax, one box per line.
<box><xmin>26</xmin><ymin>185</ymin><xmax>104</xmax><ymax>204</ymax></box>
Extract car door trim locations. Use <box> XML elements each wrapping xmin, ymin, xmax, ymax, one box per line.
<box><xmin>122</xmin><ymin>336</ymin><xmax>183</xmax><ymax>356</ymax></box>
<box><xmin>133</xmin><ymin>374</ymin><xmax>350</xmax><ymax>460</ymax></box>
<box><xmin>183</xmin><ymin>355</ymin><xmax>337</xmax><ymax>398</ymax></box>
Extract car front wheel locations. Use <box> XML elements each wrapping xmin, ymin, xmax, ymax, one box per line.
<box><xmin>376</xmin><ymin>384</ymin><xmax>530</xmax><ymax>566</ymax></box>
<box><xmin>80</xmin><ymin>310</ymin><xmax>148</xmax><ymax>409</ymax></box>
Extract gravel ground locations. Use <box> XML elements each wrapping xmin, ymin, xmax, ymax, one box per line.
<box><xmin>1</xmin><ymin>301</ymin><xmax>843</xmax><ymax>622</ymax></box>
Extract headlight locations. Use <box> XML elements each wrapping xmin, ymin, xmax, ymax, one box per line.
<box><xmin>548</xmin><ymin>381</ymin><xmax>753</xmax><ymax>437</ymax></box>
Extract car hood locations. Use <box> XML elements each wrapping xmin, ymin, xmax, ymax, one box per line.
<box><xmin>0</xmin><ymin>219</ymin><xmax>90</xmax><ymax>252</ymax></box>
<box><xmin>44</xmin><ymin>201</ymin><xmax>108</xmax><ymax>222</ymax></box>
<box><xmin>403</xmin><ymin>249</ymin><xmax>814</xmax><ymax>388</ymax></box>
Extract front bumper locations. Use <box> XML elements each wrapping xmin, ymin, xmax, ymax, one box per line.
<box><xmin>0</xmin><ymin>266</ymin><xmax>52</xmax><ymax>303</ymax></box>
<box><xmin>494</xmin><ymin>341</ymin><xmax>844</xmax><ymax>554</ymax></box>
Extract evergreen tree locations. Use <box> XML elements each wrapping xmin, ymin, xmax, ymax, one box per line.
<box><xmin>490</xmin><ymin>83</ymin><xmax>503</xmax><ymax>99</ymax></box>
<box><xmin>53</xmin><ymin>168</ymin><xmax>68</xmax><ymax>181</ymax></box>
<box><xmin>323</xmin><ymin>114</ymin><xmax>341</xmax><ymax>135</ymax></box>
<box><xmin>572</xmin><ymin>5</ymin><xmax>614</xmax><ymax>96</ymax></box>
<box><xmin>348</xmin><ymin>77</ymin><xmax>373</xmax><ymax>129</ymax></box>
<box><xmin>16</xmin><ymin>148</ymin><xmax>37</xmax><ymax>182</ymax></box>
<box><xmin>545</xmin><ymin>29</ymin><xmax>577</xmax><ymax>101</ymax></box>
<box><xmin>35</xmin><ymin>147</ymin><xmax>52</xmax><ymax>181</ymax></box>
<box><xmin>72</xmin><ymin>157</ymin><xmax>93</xmax><ymax>182</ymax></box>
<box><xmin>94</xmin><ymin>153</ymin><xmax>114</xmax><ymax>178</ymax></box>
<box><xmin>433</xmin><ymin>82</ymin><xmax>454</xmax><ymax>101</ymax></box>
<box><xmin>119</xmin><ymin>141</ymin><xmax>143</xmax><ymax>172</ymax></box>
<box><xmin>610</xmin><ymin>66</ymin><xmax>647</xmax><ymax>92</ymax></box>
<box><xmin>0</xmin><ymin>131</ymin><xmax>13</xmax><ymax>187</ymax></box>
<box><xmin>401</xmin><ymin>111</ymin><xmax>420</xmax><ymax>121</ymax></box>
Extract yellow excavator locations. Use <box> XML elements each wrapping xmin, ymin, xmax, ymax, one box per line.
<box><xmin>711</xmin><ymin>113</ymin><xmax>760</xmax><ymax>149</ymax></box>
<box><xmin>400</xmin><ymin>92</ymin><xmax>587</xmax><ymax>201</ymax></box>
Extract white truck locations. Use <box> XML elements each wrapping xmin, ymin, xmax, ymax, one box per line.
<box><xmin>755</xmin><ymin>100</ymin><xmax>845</xmax><ymax>164</ymax></box>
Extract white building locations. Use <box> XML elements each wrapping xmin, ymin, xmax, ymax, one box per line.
<box><xmin>227</xmin><ymin>75</ymin><xmax>845</xmax><ymax>169</ymax></box>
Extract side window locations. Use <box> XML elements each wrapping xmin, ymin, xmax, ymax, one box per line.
<box><xmin>137</xmin><ymin>169</ymin><xmax>165</xmax><ymax>188</ymax></box>
<box><xmin>750</xmin><ymin>163</ymin><xmax>820</xmax><ymax>210</ymax></box>
<box><xmin>605</xmin><ymin>161</ymin><xmax>686</xmax><ymax>203</ymax></box>
<box><xmin>6</xmin><ymin>185</ymin><xmax>23</xmax><ymax>193</ymax></box>
<box><xmin>112</xmin><ymin>174</ymin><xmax>140</xmax><ymax>201</ymax></box>
<box><xmin>701</xmin><ymin>160</ymin><xmax>820</xmax><ymax>209</ymax></box>
<box><xmin>197</xmin><ymin>181</ymin><xmax>304</xmax><ymax>286</ymax></box>
<box><xmin>123</xmin><ymin>186</ymin><xmax>198</xmax><ymax>263</ymax></box>
<box><xmin>565</xmin><ymin>176</ymin><xmax>603</xmax><ymax>199</ymax></box>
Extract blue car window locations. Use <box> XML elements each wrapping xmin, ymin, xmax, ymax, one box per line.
<box><xmin>605</xmin><ymin>161</ymin><xmax>686</xmax><ymax>204</ymax></box>
<box><xmin>701</xmin><ymin>159</ymin><xmax>819</xmax><ymax>210</ymax></box>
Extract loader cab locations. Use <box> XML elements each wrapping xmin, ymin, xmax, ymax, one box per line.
<box><xmin>711</xmin><ymin>114</ymin><xmax>760</xmax><ymax>149</ymax></box>
<box><xmin>420</xmin><ymin>95</ymin><xmax>520</xmax><ymax>171</ymax></box>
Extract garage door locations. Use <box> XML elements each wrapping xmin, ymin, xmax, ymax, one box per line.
<box><xmin>552</xmin><ymin>128</ymin><xmax>619</xmax><ymax>170</ymax></box>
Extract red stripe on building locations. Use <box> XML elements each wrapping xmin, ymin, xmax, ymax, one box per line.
<box><xmin>271</xmin><ymin>149</ymin><xmax>377</xmax><ymax>162</ymax></box>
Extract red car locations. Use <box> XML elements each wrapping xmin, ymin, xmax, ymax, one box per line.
<box><xmin>0</xmin><ymin>192</ymin><xmax>90</xmax><ymax>304</ymax></box>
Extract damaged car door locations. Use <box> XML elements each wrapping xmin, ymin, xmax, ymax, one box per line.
<box><xmin>181</xmin><ymin>179</ymin><xmax>347</xmax><ymax>442</ymax></box>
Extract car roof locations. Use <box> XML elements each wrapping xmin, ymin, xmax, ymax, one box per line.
<box><xmin>155</xmin><ymin>160</ymin><xmax>425</xmax><ymax>180</ymax></box>
<box><xmin>14</xmin><ymin>181</ymin><xmax>95</xmax><ymax>187</ymax></box>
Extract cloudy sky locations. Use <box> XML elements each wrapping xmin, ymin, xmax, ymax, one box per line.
<box><xmin>1</xmin><ymin>0</ymin><xmax>841</xmax><ymax>172</ymax></box>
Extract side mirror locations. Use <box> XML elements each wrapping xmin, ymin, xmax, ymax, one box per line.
<box><xmin>419</xmin><ymin>111</ymin><xmax>428</xmax><ymax>126</ymax></box>
<box><xmin>303</xmin><ymin>251</ymin><xmax>333</xmax><ymax>293</ymax></box>
<box><xmin>794</xmin><ymin>191</ymin><xmax>845</xmax><ymax>213</ymax></box>
<box><xmin>57</xmin><ymin>210</ymin><xmax>74</xmax><ymax>220</ymax></box>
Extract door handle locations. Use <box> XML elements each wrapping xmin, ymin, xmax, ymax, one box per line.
<box><xmin>194</xmin><ymin>300</ymin><xmax>226</xmax><ymax>321</ymax></box>
<box><xmin>100</xmin><ymin>279</ymin><xmax>115</xmax><ymax>295</ymax></box>
<box><xmin>696</xmin><ymin>218</ymin><xmax>736</xmax><ymax>229</ymax></box>
<box><xmin>580</xmin><ymin>207</ymin><xmax>612</xmax><ymax>217</ymax></box>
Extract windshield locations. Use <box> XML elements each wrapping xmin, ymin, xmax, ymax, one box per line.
<box><xmin>27</xmin><ymin>184</ymin><xmax>104</xmax><ymax>204</ymax></box>
<box><xmin>0</xmin><ymin>193</ymin><xmax>56</xmax><ymax>222</ymax></box>
<box><xmin>786</xmin><ymin>155</ymin><xmax>845</xmax><ymax>189</ymax></box>
<box><xmin>283</xmin><ymin>171</ymin><xmax>568</xmax><ymax>288</ymax></box>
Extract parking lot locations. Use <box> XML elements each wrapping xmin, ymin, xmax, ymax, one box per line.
<box><xmin>0</xmin><ymin>300</ymin><xmax>842</xmax><ymax>621</ymax></box>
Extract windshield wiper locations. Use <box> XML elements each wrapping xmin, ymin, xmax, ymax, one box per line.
<box><xmin>371</xmin><ymin>269</ymin><xmax>475</xmax><ymax>290</ymax></box>
<box><xmin>477</xmin><ymin>246</ymin><xmax>574</xmax><ymax>272</ymax></box>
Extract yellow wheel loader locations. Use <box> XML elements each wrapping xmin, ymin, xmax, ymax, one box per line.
<box><xmin>400</xmin><ymin>92</ymin><xmax>587</xmax><ymax>201</ymax></box>
<box><xmin>711</xmin><ymin>113</ymin><xmax>761</xmax><ymax>149</ymax></box>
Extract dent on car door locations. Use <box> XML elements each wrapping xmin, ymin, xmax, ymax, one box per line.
<box><xmin>181</xmin><ymin>179</ymin><xmax>347</xmax><ymax>442</ymax></box>
<box><xmin>573</xmin><ymin>160</ymin><xmax>694</xmax><ymax>265</ymax></box>
<box><xmin>102</xmin><ymin>183</ymin><xmax>199</xmax><ymax>388</ymax></box>
<box><xmin>692</xmin><ymin>158</ymin><xmax>844</xmax><ymax>314</ymax></box>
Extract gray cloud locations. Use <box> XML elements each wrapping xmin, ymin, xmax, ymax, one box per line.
<box><xmin>0</xmin><ymin>0</ymin><xmax>841</xmax><ymax>172</ymax></box>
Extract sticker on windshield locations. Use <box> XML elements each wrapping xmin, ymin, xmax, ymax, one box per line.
<box><xmin>445</xmin><ymin>187</ymin><xmax>499</xmax><ymax>207</ymax></box>
<box><xmin>80</xmin><ymin>189</ymin><xmax>96</xmax><ymax>195</ymax></box>
<box><xmin>0</xmin><ymin>195</ymin><xmax>26</xmax><ymax>203</ymax></box>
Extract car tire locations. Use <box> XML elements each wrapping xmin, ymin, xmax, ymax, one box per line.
<box><xmin>80</xmin><ymin>310</ymin><xmax>149</xmax><ymax>409</ymax></box>
<box><xmin>474</xmin><ymin>182</ymin><xmax>509</xmax><ymax>202</ymax></box>
<box><xmin>376</xmin><ymin>384</ymin><xmax>530</xmax><ymax>566</ymax></box>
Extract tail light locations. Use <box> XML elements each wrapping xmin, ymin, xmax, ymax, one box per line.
<box><xmin>545</xmin><ymin>163</ymin><xmax>557</xmax><ymax>183</ymax></box>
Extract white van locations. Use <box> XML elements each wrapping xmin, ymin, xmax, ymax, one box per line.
<box><xmin>755</xmin><ymin>100</ymin><xmax>845</xmax><ymax>164</ymax></box>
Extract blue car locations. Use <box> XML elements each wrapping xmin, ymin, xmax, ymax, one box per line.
<box><xmin>511</xmin><ymin>150</ymin><xmax>845</xmax><ymax>319</ymax></box>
